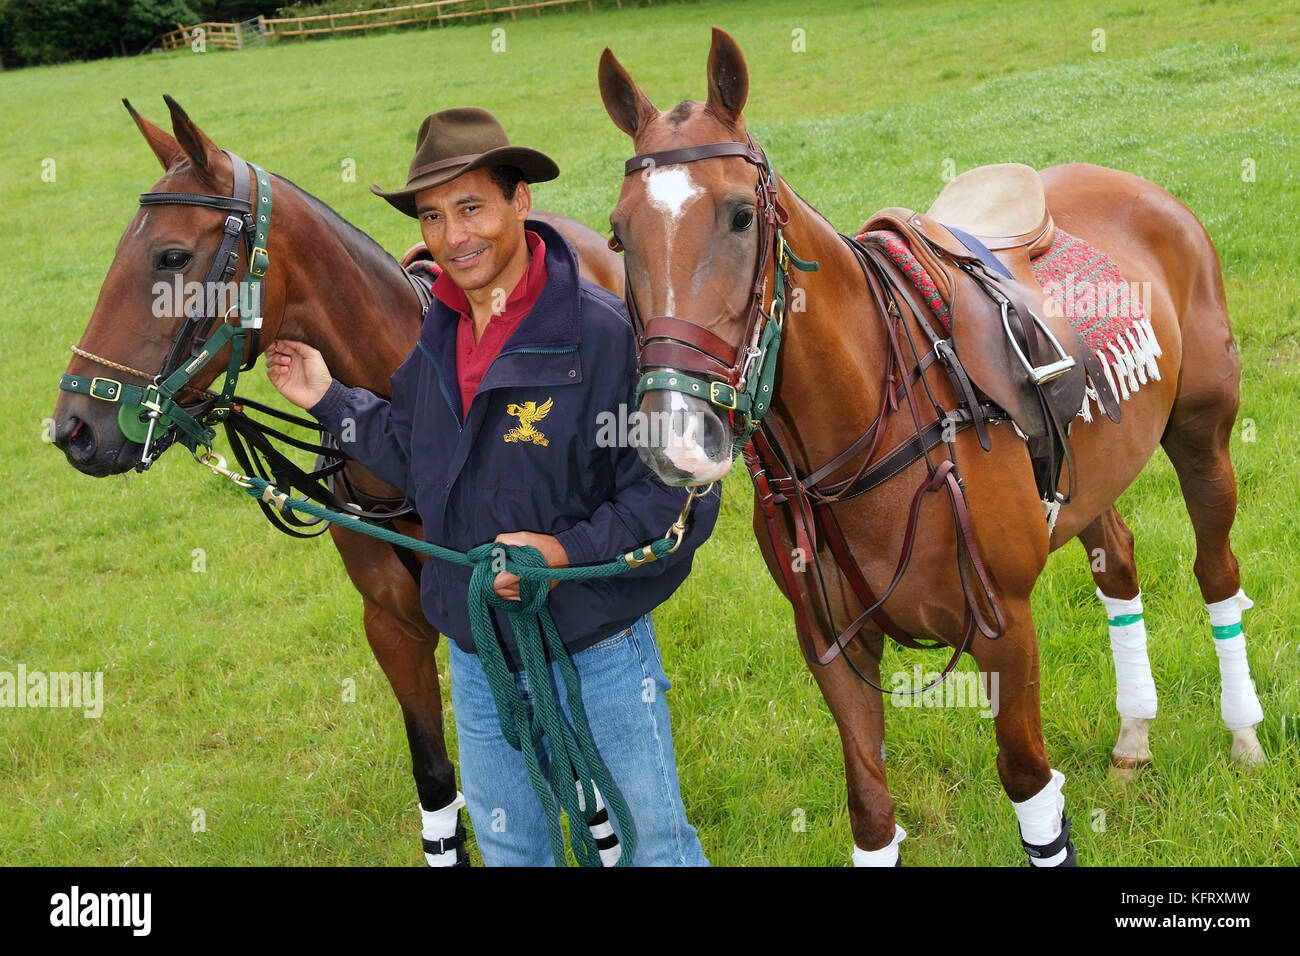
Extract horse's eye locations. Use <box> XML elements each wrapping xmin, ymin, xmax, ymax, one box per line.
<box><xmin>731</xmin><ymin>208</ymin><xmax>755</xmax><ymax>232</ymax></box>
<box><xmin>158</xmin><ymin>250</ymin><xmax>191</xmax><ymax>271</ymax></box>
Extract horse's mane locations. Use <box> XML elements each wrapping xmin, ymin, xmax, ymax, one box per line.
<box><xmin>780</xmin><ymin>177</ymin><xmax>838</xmax><ymax>233</ymax></box>
<box><xmin>275</xmin><ymin>174</ymin><xmax>407</xmax><ymax>276</ymax></box>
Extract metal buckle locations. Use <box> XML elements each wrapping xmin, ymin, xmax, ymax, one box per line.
<box><xmin>710</xmin><ymin>381</ymin><xmax>738</xmax><ymax>410</ymax></box>
<box><xmin>88</xmin><ymin>377</ymin><xmax>122</xmax><ymax>401</ymax></box>
<box><xmin>249</xmin><ymin>246</ymin><xmax>270</xmax><ymax>277</ymax></box>
<box><xmin>771</xmin><ymin>297</ymin><xmax>786</xmax><ymax>327</ymax></box>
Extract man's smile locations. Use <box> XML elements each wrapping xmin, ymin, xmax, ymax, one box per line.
<box><xmin>449</xmin><ymin>247</ymin><xmax>487</xmax><ymax>265</ymax></box>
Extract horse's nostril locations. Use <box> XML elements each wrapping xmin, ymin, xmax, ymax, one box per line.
<box><xmin>62</xmin><ymin>416</ymin><xmax>96</xmax><ymax>457</ymax></box>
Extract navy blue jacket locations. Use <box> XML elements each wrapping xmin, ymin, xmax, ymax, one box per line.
<box><xmin>310</xmin><ymin>219</ymin><xmax>719</xmax><ymax>668</ymax></box>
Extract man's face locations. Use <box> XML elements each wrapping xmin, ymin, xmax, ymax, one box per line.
<box><xmin>415</xmin><ymin>168</ymin><xmax>531</xmax><ymax>296</ymax></box>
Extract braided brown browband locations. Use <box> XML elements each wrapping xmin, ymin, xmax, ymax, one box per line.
<box><xmin>69</xmin><ymin>346</ymin><xmax>216</xmax><ymax>401</ymax></box>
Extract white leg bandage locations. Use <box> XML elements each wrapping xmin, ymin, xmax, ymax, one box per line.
<box><xmin>1208</xmin><ymin>589</ymin><xmax>1263</xmax><ymax>731</ymax></box>
<box><xmin>852</xmin><ymin>824</ymin><xmax>906</xmax><ymax>867</ymax></box>
<box><xmin>421</xmin><ymin>791</ymin><xmax>466</xmax><ymax>867</ymax></box>
<box><xmin>1097</xmin><ymin>588</ymin><xmax>1158</xmax><ymax>720</ymax></box>
<box><xmin>1013</xmin><ymin>769</ymin><xmax>1067</xmax><ymax>867</ymax></box>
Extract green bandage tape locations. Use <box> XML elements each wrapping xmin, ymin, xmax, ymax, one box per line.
<box><xmin>1212</xmin><ymin>622</ymin><xmax>1243</xmax><ymax>641</ymax></box>
<box><xmin>1108</xmin><ymin>613</ymin><xmax>1143</xmax><ymax>627</ymax></box>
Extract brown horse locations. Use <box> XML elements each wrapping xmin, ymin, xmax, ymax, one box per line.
<box><xmin>599</xmin><ymin>29</ymin><xmax>1264</xmax><ymax>865</ymax></box>
<box><xmin>51</xmin><ymin>97</ymin><xmax>622</xmax><ymax>866</ymax></box>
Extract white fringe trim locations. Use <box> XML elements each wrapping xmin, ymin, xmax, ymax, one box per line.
<box><xmin>1076</xmin><ymin>319</ymin><xmax>1162</xmax><ymax>421</ymax></box>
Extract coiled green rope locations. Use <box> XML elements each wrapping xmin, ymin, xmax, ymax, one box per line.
<box><xmin>237</xmin><ymin>472</ymin><xmax>698</xmax><ymax>866</ymax></box>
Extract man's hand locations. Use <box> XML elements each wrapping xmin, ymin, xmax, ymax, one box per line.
<box><xmin>265</xmin><ymin>339</ymin><xmax>333</xmax><ymax>410</ymax></box>
<box><xmin>492</xmin><ymin>532</ymin><xmax>569</xmax><ymax>602</ymax></box>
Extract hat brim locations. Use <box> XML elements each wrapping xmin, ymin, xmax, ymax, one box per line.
<box><xmin>371</xmin><ymin>146</ymin><xmax>559</xmax><ymax>219</ymax></box>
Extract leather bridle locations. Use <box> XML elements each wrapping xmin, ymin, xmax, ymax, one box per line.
<box><xmin>616</xmin><ymin>137</ymin><xmax>817</xmax><ymax>443</ymax></box>
<box><xmin>60</xmin><ymin>150</ymin><xmax>271</xmax><ymax>470</ymax></box>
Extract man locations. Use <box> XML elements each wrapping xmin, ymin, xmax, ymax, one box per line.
<box><xmin>265</xmin><ymin>107</ymin><xmax>717</xmax><ymax>866</ymax></box>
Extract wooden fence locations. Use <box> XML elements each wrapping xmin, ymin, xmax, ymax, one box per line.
<box><xmin>159</xmin><ymin>0</ymin><xmax>652</xmax><ymax>51</ymax></box>
<box><xmin>160</xmin><ymin>21</ymin><xmax>254</xmax><ymax>52</ymax></box>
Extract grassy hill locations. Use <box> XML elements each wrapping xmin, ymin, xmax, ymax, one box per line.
<box><xmin>2</xmin><ymin>0</ymin><xmax>1297</xmax><ymax>865</ymax></box>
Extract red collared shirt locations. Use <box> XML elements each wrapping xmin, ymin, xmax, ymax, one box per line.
<box><xmin>431</xmin><ymin>230</ymin><xmax>549</xmax><ymax>423</ymax></box>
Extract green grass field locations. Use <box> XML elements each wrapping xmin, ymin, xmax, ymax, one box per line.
<box><xmin>2</xmin><ymin>0</ymin><xmax>1298</xmax><ymax>866</ymax></box>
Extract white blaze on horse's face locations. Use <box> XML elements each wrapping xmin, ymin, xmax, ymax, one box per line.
<box><xmin>644</xmin><ymin>165</ymin><xmax>704</xmax><ymax>314</ymax></box>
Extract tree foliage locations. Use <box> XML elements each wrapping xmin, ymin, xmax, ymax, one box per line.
<box><xmin>0</xmin><ymin>0</ymin><xmax>200</xmax><ymax>66</ymax></box>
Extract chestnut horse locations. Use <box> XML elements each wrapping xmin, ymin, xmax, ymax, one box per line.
<box><xmin>51</xmin><ymin>97</ymin><xmax>622</xmax><ymax>866</ymax></box>
<box><xmin>599</xmin><ymin>30</ymin><xmax>1264</xmax><ymax>865</ymax></box>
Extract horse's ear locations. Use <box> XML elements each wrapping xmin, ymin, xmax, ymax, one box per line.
<box><xmin>124</xmin><ymin>98</ymin><xmax>183</xmax><ymax>171</ymax></box>
<box><xmin>163</xmin><ymin>94</ymin><xmax>223</xmax><ymax>182</ymax></box>
<box><xmin>599</xmin><ymin>47</ymin><xmax>656</xmax><ymax>137</ymax></box>
<box><xmin>705</xmin><ymin>27</ymin><xmax>749</xmax><ymax>125</ymax></box>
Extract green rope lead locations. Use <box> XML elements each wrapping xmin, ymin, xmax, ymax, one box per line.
<box><xmin>240</xmin><ymin>474</ymin><xmax>689</xmax><ymax>866</ymax></box>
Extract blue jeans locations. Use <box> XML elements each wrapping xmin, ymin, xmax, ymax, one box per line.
<box><xmin>448</xmin><ymin>612</ymin><xmax>708</xmax><ymax>867</ymax></box>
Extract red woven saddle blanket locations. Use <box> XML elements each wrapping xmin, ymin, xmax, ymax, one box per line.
<box><xmin>856</xmin><ymin>227</ymin><xmax>1162</xmax><ymax>415</ymax></box>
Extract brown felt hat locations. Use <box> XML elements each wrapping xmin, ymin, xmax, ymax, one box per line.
<box><xmin>371</xmin><ymin>107</ymin><xmax>559</xmax><ymax>218</ymax></box>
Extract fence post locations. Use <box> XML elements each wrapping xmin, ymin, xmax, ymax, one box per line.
<box><xmin>235</xmin><ymin>20</ymin><xmax>243</xmax><ymax>49</ymax></box>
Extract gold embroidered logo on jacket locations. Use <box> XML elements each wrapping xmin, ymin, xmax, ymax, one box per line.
<box><xmin>504</xmin><ymin>398</ymin><xmax>553</xmax><ymax>446</ymax></box>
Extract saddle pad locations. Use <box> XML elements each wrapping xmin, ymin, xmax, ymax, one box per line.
<box><xmin>858</xmin><ymin>229</ymin><xmax>953</xmax><ymax>334</ymax></box>
<box><xmin>404</xmin><ymin>255</ymin><xmax>440</xmax><ymax>313</ymax></box>
<box><xmin>1031</xmin><ymin>230</ymin><xmax>1162</xmax><ymax>415</ymax></box>
<box><xmin>855</xmin><ymin>227</ymin><xmax>1161</xmax><ymax>421</ymax></box>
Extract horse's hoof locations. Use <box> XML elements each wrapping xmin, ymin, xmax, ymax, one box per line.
<box><xmin>1230</xmin><ymin>727</ymin><xmax>1267</xmax><ymax>770</ymax></box>
<box><xmin>1108</xmin><ymin>752</ymin><xmax>1151</xmax><ymax>783</ymax></box>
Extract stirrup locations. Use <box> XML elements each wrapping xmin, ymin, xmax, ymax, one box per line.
<box><xmin>1002</xmin><ymin>302</ymin><xmax>1076</xmax><ymax>385</ymax></box>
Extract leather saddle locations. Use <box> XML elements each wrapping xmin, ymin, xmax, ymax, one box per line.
<box><xmin>399</xmin><ymin>241</ymin><xmax>438</xmax><ymax>312</ymax></box>
<box><xmin>859</xmin><ymin>163</ymin><xmax>1121</xmax><ymax>506</ymax></box>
